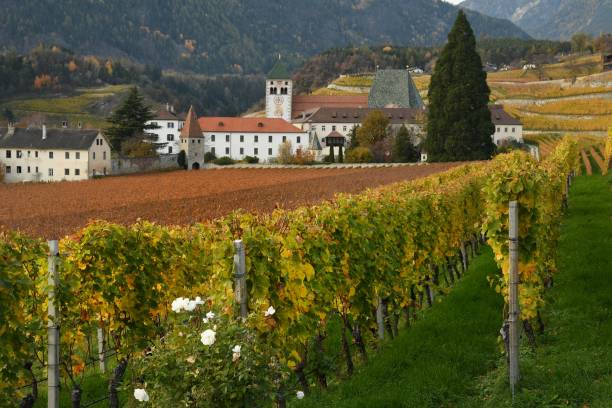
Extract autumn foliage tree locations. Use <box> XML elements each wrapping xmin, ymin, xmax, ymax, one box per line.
<box><xmin>356</xmin><ymin>110</ymin><xmax>389</xmax><ymax>147</ymax></box>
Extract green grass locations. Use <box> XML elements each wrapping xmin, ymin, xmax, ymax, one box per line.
<box><xmin>293</xmin><ymin>248</ymin><xmax>504</xmax><ymax>408</ymax></box>
<box><xmin>462</xmin><ymin>173</ymin><xmax>612</xmax><ymax>407</ymax></box>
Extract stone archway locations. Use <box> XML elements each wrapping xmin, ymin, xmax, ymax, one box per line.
<box><xmin>192</xmin><ymin>162</ymin><xmax>200</xmax><ymax>170</ymax></box>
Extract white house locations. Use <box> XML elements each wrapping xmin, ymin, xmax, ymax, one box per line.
<box><xmin>198</xmin><ymin>117</ymin><xmax>309</xmax><ymax>162</ymax></box>
<box><xmin>146</xmin><ymin>103</ymin><xmax>185</xmax><ymax>155</ymax></box>
<box><xmin>0</xmin><ymin>125</ymin><xmax>111</xmax><ymax>183</ymax></box>
<box><xmin>490</xmin><ymin>105</ymin><xmax>523</xmax><ymax>145</ymax></box>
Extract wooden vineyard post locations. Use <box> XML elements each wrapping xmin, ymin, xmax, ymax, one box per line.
<box><xmin>508</xmin><ymin>201</ymin><xmax>520</xmax><ymax>397</ymax></box>
<box><xmin>233</xmin><ymin>240</ymin><xmax>248</xmax><ymax>319</ymax></box>
<box><xmin>97</xmin><ymin>326</ymin><xmax>106</xmax><ymax>373</ymax></box>
<box><xmin>376</xmin><ymin>297</ymin><xmax>385</xmax><ymax>340</ymax></box>
<box><xmin>47</xmin><ymin>240</ymin><xmax>60</xmax><ymax>408</ymax></box>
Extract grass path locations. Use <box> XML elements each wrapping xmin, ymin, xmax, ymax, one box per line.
<box><xmin>466</xmin><ymin>173</ymin><xmax>612</xmax><ymax>407</ymax></box>
<box><xmin>293</xmin><ymin>248</ymin><xmax>503</xmax><ymax>408</ymax></box>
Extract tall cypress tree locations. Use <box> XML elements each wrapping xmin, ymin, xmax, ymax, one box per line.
<box><xmin>425</xmin><ymin>11</ymin><xmax>495</xmax><ymax>161</ymax></box>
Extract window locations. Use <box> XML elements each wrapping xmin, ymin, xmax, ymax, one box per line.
<box><xmin>197</xmin><ymin>140</ymin><xmax>201</xmax><ymax>144</ymax></box>
<box><xmin>16</xmin><ymin>150</ymin><xmax>22</xmax><ymax>158</ymax></box>
<box><xmin>211</xmin><ymin>147</ymin><xmax>216</xmax><ymax>155</ymax></box>
<box><xmin>312</xmin><ymin>125</ymin><xmax>317</xmax><ymax>131</ymax></box>
<box><xmin>167</xmin><ymin>122</ymin><xmax>174</xmax><ymax>129</ymax></box>
<box><xmin>268</xmin><ymin>148</ymin><xmax>273</xmax><ymax>156</ymax></box>
<box><xmin>268</xmin><ymin>135</ymin><xmax>273</xmax><ymax>143</ymax></box>
<box><xmin>225</xmin><ymin>147</ymin><xmax>230</xmax><ymax>155</ymax></box>
<box><xmin>27</xmin><ymin>151</ymin><xmax>31</xmax><ymax>158</ymax></box>
<box><xmin>322</xmin><ymin>125</ymin><xmax>326</xmax><ymax>132</ymax></box>
<box><xmin>282</xmin><ymin>136</ymin><xmax>287</xmax><ymax>142</ymax></box>
<box><xmin>103</xmin><ymin>152</ymin><xmax>107</xmax><ymax>160</ymax></box>
<box><xmin>297</xmin><ymin>136</ymin><xmax>301</xmax><ymax>144</ymax></box>
<box><xmin>168</xmin><ymin>147</ymin><xmax>173</xmax><ymax>154</ymax></box>
<box><xmin>191</xmin><ymin>140</ymin><xmax>195</xmax><ymax>144</ymax></box>
<box><xmin>76</xmin><ymin>152</ymin><xmax>80</xmax><ymax>160</ymax></box>
<box><xmin>254</xmin><ymin>148</ymin><xmax>259</xmax><ymax>155</ymax></box>
<box><xmin>75</xmin><ymin>169</ymin><xmax>80</xmax><ymax>176</ymax></box>
<box><xmin>35</xmin><ymin>166</ymin><xmax>38</xmax><ymax>173</ymax></box>
<box><xmin>240</xmin><ymin>147</ymin><xmax>244</xmax><ymax>155</ymax></box>
<box><xmin>5</xmin><ymin>150</ymin><xmax>11</xmax><ymax>158</ymax></box>
<box><xmin>27</xmin><ymin>166</ymin><xmax>30</xmax><ymax>173</ymax></box>
<box><xmin>35</xmin><ymin>151</ymin><xmax>38</xmax><ymax>158</ymax></box>
<box><xmin>226</xmin><ymin>134</ymin><xmax>230</xmax><ymax>142</ymax></box>
<box><xmin>151</xmin><ymin>122</ymin><xmax>158</xmax><ymax>127</ymax></box>
<box><xmin>332</xmin><ymin>126</ymin><xmax>336</xmax><ymax>131</ymax></box>
<box><xmin>504</xmin><ymin>127</ymin><xmax>508</xmax><ymax>132</ymax></box>
<box><xmin>65</xmin><ymin>152</ymin><xmax>70</xmax><ymax>159</ymax></box>
<box><xmin>343</xmin><ymin>126</ymin><xmax>347</xmax><ymax>132</ymax></box>
<box><xmin>93</xmin><ymin>152</ymin><xmax>96</xmax><ymax>160</ymax></box>
<box><xmin>48</xmin><ymin>168</ymin><xmax>54</xmax><ymax>176</ymax></box>
<box><xmin>100</xmin><ymin>139</ymin><xmax>103</xmax><ymax>146</ymax></box>
<box><xmin>254</xmin><ymin>135</ymin><xmax>258</xmax><ymax>143</ymax></box>
<box><xmin>16</xmin><ymin>166</ymin><xmax>21</xmax><ymax>174</ymax></box>
<box><xmin>49</xmin><ymin>152</ymin><xmax>54</xmax><ymax>159</ymax></box>
<box><xmin>5</xmin><ymin>166</ymin><xmax>11</xmax><ymax>174</ymax></box>
<box><xmin>167</xmin><ymin>134</ymin><xmax>174</xmax><ymax>141</ymax></box>
<box><xmin>512</xmin><ymin>127</ymin><xmax>515</xmax><ymax>133</ymax></box>
<box><xmin>65</xmin><ymin>169</ymin><xmax>70</xmax><ymax>176</ymax></box>
<box><xmin>240</xmin><ymin>135</ymin><xmax>244</xmax><ymax>143</ymax></box>
<box><xmin>211</xmin><ymin>134</ymin><xmax>216</xmax><ymax>142</ymax></box>
<box><xmin>496</xmin><ymin>127</ymin><xmax>500</xmax><ymax>132</ymax></box>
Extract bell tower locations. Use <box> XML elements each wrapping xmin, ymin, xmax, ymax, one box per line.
<box><xmin>265</xmin><ymin>59</ymin><xmax>292</xmax><ymax>121</ymax></box>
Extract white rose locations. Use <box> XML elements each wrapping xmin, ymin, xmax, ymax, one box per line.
<box><xmin>206</xmin><ymin>311</ymin><xmax>215</xmax><ymax>319</ymax></box>
<box><xmin>265</xmin><ymin>306</ymin><xmax>276</xmax><ymax>317</ymax></box>
<box><xmin>171</xmin><ymin>297</ymin><xmax>187</xmax><ymax>313</ymax></box>
<box><xmin>185</xmin><ymin>300</ymin><xmax>197</xmax><ymax>312</ymax></box>
<box><xmin>202</xmin><ymin>317</ymin><xmax>209</xmax><ymax>324</ymax></box>
<box><xmin>296</xmin><ymin>390</ymin><xmax>305</xmax><ymax>399</ymax></box>
<box><xmin>200</xmin><ymin>329</ymin><xmax>216</xmax><ymax>346</ymax></box>
<box><xmin>133</xmin><ymin>388</ymin><xmax>149</xmax><ymax>402</ymax></box>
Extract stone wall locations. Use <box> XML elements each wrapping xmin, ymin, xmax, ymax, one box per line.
<box><xmin>112</xmin><ymin>154</ymin><xmax>179</xmax><ymax>175</ymax></box>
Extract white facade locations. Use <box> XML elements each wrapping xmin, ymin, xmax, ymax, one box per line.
<box><xmin>1</xmin><ymin>133</ymin><xmax>111</xmax><ymax>183</ymax></box>
<box><xmin>266</xmin><ymin>79</ymin><xmax>293</xmax><ymax>122</ymax></box>
<box><xmin>493</xmin><ymin>124</ymin><xmax>523</xmax><ymax>145</ymax></box>
<box><xmin>203</xmin><ymin>131</ymin><xmax>309</xmax><ymax>162</ymax></box>
<box><xmin>147</xmin><ymin>118</ymin><xmax>184</xmax><ymax>155</ymax></box>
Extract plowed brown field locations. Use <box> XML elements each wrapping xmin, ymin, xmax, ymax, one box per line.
<box><xmin>0</xmin><ymin>164</ymin><xmax>461</xmax><ymax>238</ymax></box>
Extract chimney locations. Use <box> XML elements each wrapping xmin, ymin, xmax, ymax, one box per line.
<box><xmin>7</xmin><ymin>122</ymin><xmax>15</xmax><ymax>136</ymax></box>
<box><xmin>171</xmin><ymin>105</ymin><xmax>176</xmax><ymax>114</ymax></box>
<box><xmin>42</xmin><ymin>124</ymin><xmax>47</xmax><ymax>140</ymax></box>
<box><xmin>166</xmin><ymin>102</ymin><xmax>170</xmax><ymax>112</ymax></box>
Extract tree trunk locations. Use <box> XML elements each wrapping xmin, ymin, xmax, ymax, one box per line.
<box><xmin>460</xmin><ymin>243</ymin><xmax>468</xmax><ymax>272</ymax></box>
<box><xmin>109</xmin><ymin>358</ymin><xmax>129</xmax><ymax>408</ymax></box>
<box><xmin>315</xmin><ymin>334</ymin><xmax>327</xmax><ymax>388</ymax></box>
<box><xmin>523</xmin><ymin>320</ymin><xmax>537</xmax><ymax>349</ymax></box>
<box><xmin>446</xmin><ymin>257</ymin><xmax>455</xmax><ymax>284</ymax></box>
<box><xmin>276</xmin><ymin>385</ymin><xmax>286</xmax><ymax>408</ymax></box>
<box><xmin>295</xmin><ymin>351</ymin><xmax>310</xmax><ymax>393</ymax></box>
<box><xmin>340</xmin><ymin>317</ymin><xmax>354</xmax><ymax>376</ymax></box>
<box><xmin>351</xmin><ymin>324</ymin><xmax>367</xmax><ymax>362</ymax></box>
<box><xmin>537</xmin><ymin>311</ymin><xmax>545</xmax><ymax>335</ymax></box>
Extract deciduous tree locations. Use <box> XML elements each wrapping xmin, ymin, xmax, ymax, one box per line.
<box><xmin>357</xmin><ymin>110</ymin><xmax>389</xmax><ymax>147</ymax></box>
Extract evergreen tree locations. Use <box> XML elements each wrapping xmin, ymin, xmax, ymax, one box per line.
<box><xmin>105</xmin><ymin>87</ymin><xmax>158</xmax><ymax>150</ymax></box>
<box><xmin>347</xmin><ymin>125</ymin><xmax>360</xmax><ymax>150</ymax></box>
<box><xmin>394</xmin><ymin>125</ymin><xmax>419</xmax><ymax>162</ymax></box>
<box><xmin>425</xmin><ymin>11</ymin><xmax>495</xmax><ymax>162</ymax></box>
<box><xmin>2</xmin><ymin>108</ymin><xmax>15</xmax><ymax>124</ymax></box>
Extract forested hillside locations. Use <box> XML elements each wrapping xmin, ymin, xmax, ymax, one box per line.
<box><xmin>0</xmin><ymin>0</ymin><xmax>529</xmax><ymax>75</ymax></box>
<box><xmin>460</xmin><ymin>0</ymin><xmax>612</xmax><ymax>40</ymax></box>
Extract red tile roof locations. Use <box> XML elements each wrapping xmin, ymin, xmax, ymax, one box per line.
<box><xmin>180</xmin><ymin>106</ymin><xmax>204</xmax><ymax>138</ymax></box>
<box><xmin>198</xmin><ymin>117</ymin><xmax>304</xmax><ymax>133</ymax></box>
<box><xmin>292</xmin><ymin>95</ymin><xmax>368</xmax><ymax>119</ymax></box>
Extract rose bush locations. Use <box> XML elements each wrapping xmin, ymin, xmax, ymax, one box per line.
<box><xmin>127</xmin><ymin>306</ymin><xmax>284</xmax><ymax>407</ymax></box>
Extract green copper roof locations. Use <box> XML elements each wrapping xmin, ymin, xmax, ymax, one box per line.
<box><xmin>368</xmin><ymin>69</ymin><xmax>424</xmax><ymax>109</ymax></box>
<box><xmin>267</xmin><ymin>60</ymin><xmax>291</xmax><ymax>79</ymax></box>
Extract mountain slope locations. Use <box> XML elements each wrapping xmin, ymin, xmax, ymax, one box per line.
<box><xmin>0</xmin><ymin>0</ymin><xmax>529</xmax><ymax>75</ymax></box>
<box><xmin>460</xmin><ymin>0</ymin><xmax>612</xmax><ymax>40</ymax></box>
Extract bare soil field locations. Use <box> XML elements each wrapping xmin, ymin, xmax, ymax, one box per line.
<box><xmin>0</xmin><ymin>164</ymin><xmax>461</xmax><ymax>238</ymax></box>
